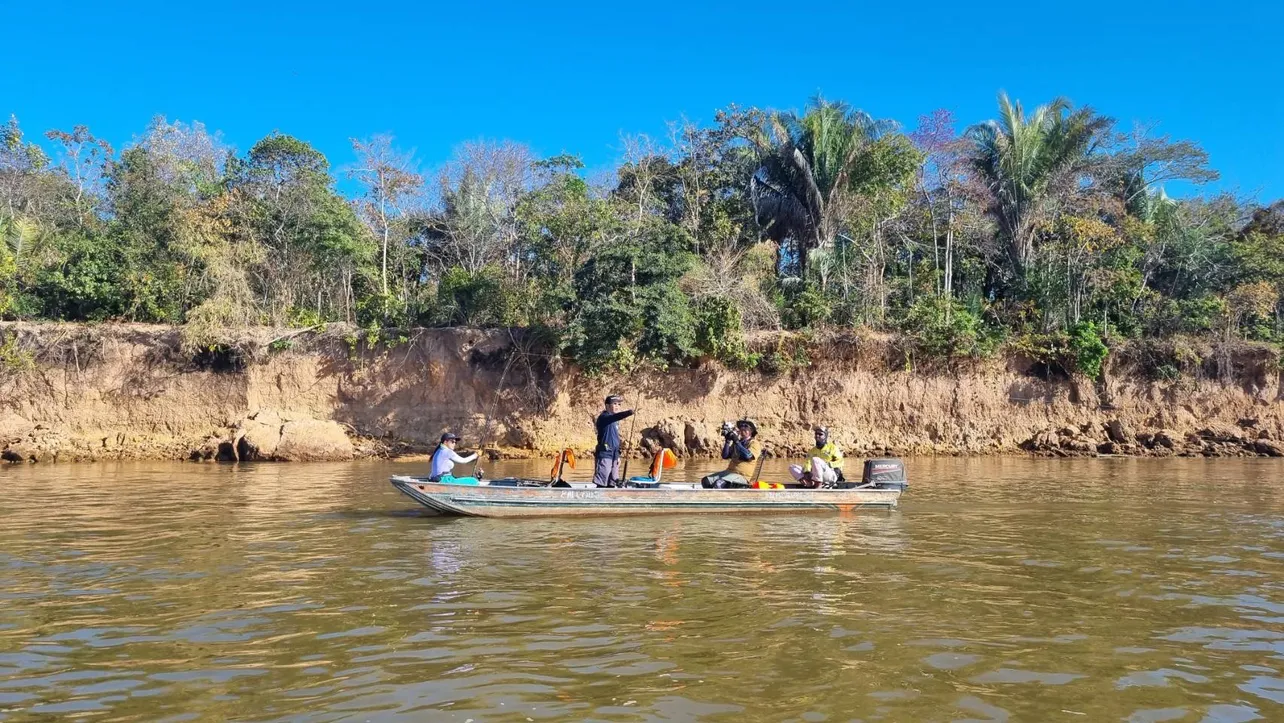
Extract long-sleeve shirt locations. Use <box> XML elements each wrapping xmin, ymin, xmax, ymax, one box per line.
<box><xmin>594</xmin><ymin>410</ymin><xmax>635</xmax><ymax>456</ymax></box>
<box><xmin>721</xmin><ymin>437</ymin><xmax>763</xmax><ymax>477</ymax></box>
<box><xmin>808</xmin><ymin>440</ymin><xmax>844</xmax><ymax>469</ymax></box>
<box><xmin>430</xmin><ymin>445</ymin><xmax>478</xmax><ymax>479</ymax></box>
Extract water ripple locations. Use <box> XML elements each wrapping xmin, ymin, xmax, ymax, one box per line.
<box><xmin>0</xmin><ymin>457</ymin><xmax>1282</xmax><ymax>720</ymax></box>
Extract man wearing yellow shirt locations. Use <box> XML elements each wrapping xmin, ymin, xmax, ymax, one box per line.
<box><xmin>808</xmin><ymin>426</ymin><xmax>845</xmax><ymax>482</ymax></box>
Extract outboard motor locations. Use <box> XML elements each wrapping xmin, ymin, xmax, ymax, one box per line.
<box><xmin>861</xmin><ymin>458</ymin><xmax>909</xmax><ymax>491</ymax></box>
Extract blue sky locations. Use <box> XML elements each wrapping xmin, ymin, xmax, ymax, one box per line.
<box><xmin>5</xmin><ymin>0</ymin><xmax>1282</xmax><ymax>200</ymax></box>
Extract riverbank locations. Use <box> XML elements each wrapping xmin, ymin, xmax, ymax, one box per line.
<box><xmin>1</xmin><ymin>322</ymin><xmax>1282</xmax><ymax>463</ymax></box>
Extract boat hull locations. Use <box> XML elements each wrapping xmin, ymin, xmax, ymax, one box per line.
<box><xmin>390</xmin><ymin>476</ymin><xmax>901</xmax><ymax>518</ymax></box>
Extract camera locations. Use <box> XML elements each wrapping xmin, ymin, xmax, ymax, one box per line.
<box><xmin>719</xmin><ymin>421</ymin><xmax>737</xmax><ymax>441</ymax></box>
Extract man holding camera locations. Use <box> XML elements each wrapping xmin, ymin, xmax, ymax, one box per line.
<box><xmin>701</xmin><ymin>419</ymin><xmax>762</xmax><ymax>488</ymax></box>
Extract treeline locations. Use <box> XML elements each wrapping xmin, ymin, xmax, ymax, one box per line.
<box><xmin>2</xmin><ymin>96</ymin><xmax>1282</xmax><ymax>376</ymax></box>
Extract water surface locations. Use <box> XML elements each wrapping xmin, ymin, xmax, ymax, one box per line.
<box><xmin>2</xmin><ymin>457</ymin><xmax>1283</xmax><ymax>721</ymax></box>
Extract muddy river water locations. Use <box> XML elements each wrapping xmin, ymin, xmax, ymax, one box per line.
<box><xmin>2</xmin><ymin>457</ymin><xmax>1283</xmax><ymax>721</ymax></box>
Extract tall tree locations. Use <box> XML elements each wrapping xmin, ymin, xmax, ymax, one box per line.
<box><xmin>749</xmin><ymin>97</ymin><xmax>895</xmax><ymax>280</ymax></box>
<box><xmin>1111</xmin><ymin>126</ymin><xmax>1219</xmax><ymax>218</ymax></box>
<box><xmin>965</xmin><ymin>93</ymin><xmax>1112</xmax><ymax>285</ymax></box>
<box><xmin>910</xmin><ymin>109</ymin><xmax>971</xmax><ymax>300</ymax></box>
<box><xmin>426</xmin><ymin>141</ymin><xmax>534</xmax><ymax>275</ymax></box>
<box><xmin>1</xmin><ymin>117</ymin><xmax>54</xmax><ymax>316</ymax></box>
<box><xmin>349</xmin><ymin>135</ymin><xmax>422</xmax><ymax>297</ymax></box>
<box><xmin>44</xmin><ymin>125</ymin><xmax>114</xmax><ymax>227</ymax></box>
<box><xmin>230</xmin><ymin>133</ymin><xmax>370</xmax><ymax>322</ymax></box>
<box><xmin>105</xmin><ymin>119</ymin><xmax>229</xmax><ymax>321</ymax></box>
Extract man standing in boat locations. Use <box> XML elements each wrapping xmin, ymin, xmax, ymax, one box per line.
<box><xmin>593</xmin><ymin>394</ymin><xmax>635</xmax><ymax>487</ymax></box>
<box><xmin>702</xmin><ymin>419</ymin><xmax>763</xmax><ymax>488</ymax></box>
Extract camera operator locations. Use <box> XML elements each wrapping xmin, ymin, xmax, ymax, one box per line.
<box><xmin>701</xmin><ymin>419</ymin><xmax>762</xmax><ymax>488</ymax></box>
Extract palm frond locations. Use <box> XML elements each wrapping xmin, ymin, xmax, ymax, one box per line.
<box><xmin>964</xmin><ymin>92</ymin><xmax>1113</xmax><ymax>272</ymax></box>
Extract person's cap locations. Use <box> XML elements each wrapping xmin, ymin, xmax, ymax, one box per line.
<box><xmin>736</xmin><ymin>419</ymin><xmax>758</xmax><ymax>434</ymax></box>
<box><xmin>814</xmin><ymin>426</ymin><xmax>829</xmax><ymax>435</ymax></box>
<box><xmin>440</xmin><ymin>432</ymin><xmax>462</xmax><ymax>443</ymax></box>
<box><xmin>605</xmin><ymin>394</ymin><xmax>624</xmax><ymax>405</ymax></box>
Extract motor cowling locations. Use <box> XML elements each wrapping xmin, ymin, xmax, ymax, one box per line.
<box><xmin>861</xmin><ymin>458</ymin><xmax>908</xmax><ymax>491</ymax></box>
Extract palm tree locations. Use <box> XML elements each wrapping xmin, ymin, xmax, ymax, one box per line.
<box><xmin>750</xmin><ymin>97</ymin><xmax>894</xmax><ymax>280</ymax></box>
<box><xmin>965</xmin><ymin>93</ymin><xmax>1111</xmax><ymax>283</ymax></box>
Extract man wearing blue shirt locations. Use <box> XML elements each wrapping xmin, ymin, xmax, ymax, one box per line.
<box><xmin>592</xmin><ymin>395</ymin><xmax>634</xmax><ymax>487</ymax></box>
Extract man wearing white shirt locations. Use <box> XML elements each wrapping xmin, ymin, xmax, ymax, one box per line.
<box><xmin>430</xmin><ymin>433</ymin><xmax>480</xmax><ymax>484</ymax></box>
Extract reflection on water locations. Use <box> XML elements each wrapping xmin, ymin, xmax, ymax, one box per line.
<box><xmin>1</xmin><ymin>457</ymin><xmax>1283</xmax><ymax>721</ymax></box>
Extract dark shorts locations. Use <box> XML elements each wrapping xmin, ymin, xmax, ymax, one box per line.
<box><xmin>592</xmin><ymin>454</ymin><xmax>621</xmax><ymax>487</ymax></box>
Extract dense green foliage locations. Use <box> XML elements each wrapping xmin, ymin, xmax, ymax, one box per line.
<box><xmin>1067</xmin><ymin>322</ymin><xmax>1110</xmax><ymax>380</ymax></box>
<box><xmin>2</xmin><ymin>98</ymin><xmax>1281</xmax><ymax>375</ymax></box>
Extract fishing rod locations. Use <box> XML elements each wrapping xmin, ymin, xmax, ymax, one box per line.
<box><xmin>616</xmin><ymin>411</ymin><xmax>639</xmax><ymax>486</ymax></box>
<box><xmin>749</xmin><ymin>444</ymin><xmax>769</xmax><ymax>486</ymax></box>
<box><xmin>472</xmin><ymin>352</ymin><xmax>516</xmax><ymax>479</ymax></box>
